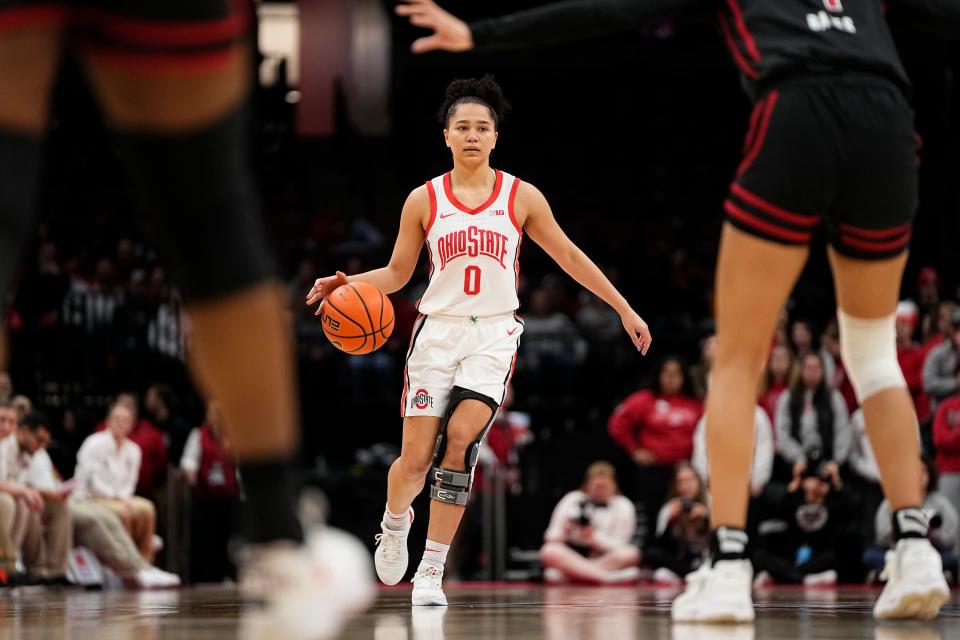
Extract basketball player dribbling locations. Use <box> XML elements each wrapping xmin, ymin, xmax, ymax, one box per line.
<box><xmin>396</xmin><ymin>0</ymin><xmax>960</xmax><ymax>623</ymax></box>
<box><xmin>0</xmin><ymin>1</ymin><xmax>370</xmax><ymax>637</ymax></box>
<box><xmin>306</xmin><ymin>76</ymin><xmax>652</xmax><ymax>606</ymax></box>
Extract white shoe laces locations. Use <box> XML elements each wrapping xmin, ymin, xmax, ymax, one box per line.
<box><xmin>374</xmin><ymin>531</ymin><xmax>404</xmax><ymax>563</ymax></box>
<box><xmin>414</xmin><ymin>566</ymin><xmax>443</xmax><ymax>591</ymax></box>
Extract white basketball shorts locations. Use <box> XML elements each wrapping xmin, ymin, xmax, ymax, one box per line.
<box><xmin>400</xmin><ymin>312</ymin><xmax>523</xmax><ymax>418</ymax></box>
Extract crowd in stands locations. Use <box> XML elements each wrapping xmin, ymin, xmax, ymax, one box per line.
<box><xmin>540</xmin><ymin>269</ymin><xmax>960</xmax><ymax>587</ymax></box>
<box><xmin>0</xmin><ymin>378</ymin><xmax>239</xmax><ymax>588</ymax></box>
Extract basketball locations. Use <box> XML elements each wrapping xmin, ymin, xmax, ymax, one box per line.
<box><xmin>320</xmin><ymin>282</ymin><xmax>395</xmax><ymax>355</ymax></box>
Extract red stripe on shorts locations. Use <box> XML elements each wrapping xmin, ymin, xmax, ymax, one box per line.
<box><xmin>724</xmin><ymin>200</ymin><xmax>811</xmax><ymax>243</ymax></box>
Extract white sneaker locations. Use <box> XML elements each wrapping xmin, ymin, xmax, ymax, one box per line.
<box><xmin>374</xmin><ymin>508</ymin><xmax>414</xmax><ymax>586</ymax></box>
<box><xmin>654</xmin><ymin>567</ymin><xmax>684</xmax><ymax>586</ymax></box>
<box><xmin>752</xmin><ymin>571</ymin><xmax>773</xmax><ymax>589</ymax></box>
<box><xmin>874</xmin><ymin>539</ymin><xmax>949</xmax><ymax>621</ymax></box>
<box><xmin>604</xmin><ymin>566</ymin><xmax>641</xmax><ymax>584</ymax></box>
<box><xmin>802</xmin><ymin>570</ymin><xmax>837</xmax><ymax>587</ymax></box>
<box><xmin>412</xmin><ymin>565</ymin><xmax>447</xmax><ymax>606</ymax></box>
<box><xmin>671</xmin><ymin>560</ymin><xmax>755</xmax><ymax>623</ymax></box>
<box><xmin>543</xmin><ymin>567</ymin><xmax>567</xmax><ymax>584</ymax></box>
<box><xmin>135</xmin><ymin>567</ymin><xmax>181</xmax><ymax>589</ymax></box>
<box><xmin>240</xmin><ymin>526</ymin><xmax>375</xmax><ymax>640</ymax></box>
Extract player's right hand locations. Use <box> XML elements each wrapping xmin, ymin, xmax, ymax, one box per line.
<box><xmin>395</xmin><ymin>0</ymin><xmax>474</xmax><ymax>54</ymax></box>
<box><xmin>306</xmin><ymin>271</ymin><xmax>349</xmax><ymax>309</ymax></box>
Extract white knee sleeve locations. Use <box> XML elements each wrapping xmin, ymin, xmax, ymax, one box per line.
<box><xmin>838</xmin><ymin>310</ymin><xmax>906</xmax><ymax>403</ymax></box>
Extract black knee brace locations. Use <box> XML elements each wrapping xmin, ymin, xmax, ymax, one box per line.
<box><xmin>429</xmin><ymin>386</ymin><xmax>500</xmax><ymax>506</ymax></box>
<box><xmin>111</xmin><ymin>106</ymin><xmax>276</xmax><ymax>301</ymax></box>
<box><xmin>0</xmin><ymin>130</ymin><xmax>43</xmax><ymax>312</ymax></box>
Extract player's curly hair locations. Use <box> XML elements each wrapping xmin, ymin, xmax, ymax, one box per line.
<box><xmin>437</xmin><ymin>75</ymin><xmax>511</xmax><ymax>129</ymax></box>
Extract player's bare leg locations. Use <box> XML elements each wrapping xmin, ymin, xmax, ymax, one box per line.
<box><xmin>0</xmin><ymin>27</ymin><xmax>62</xmax><ymax>369</ymax></box>
<box><xmin>84</xmin><ymin>42</ymin><xmax>304</xmax><ymax>542</ymax></box>
<box><xmin>673</xmin><ymin>224</ymin><xmax>807</xmax><ymax>623</ymax></box>
<box><xmin>829</xmin><ymin>249</ymin><xmax>948</xmax><ymax>620</ymax></box>
<box><xmin>376</xmin><ymin>416</ymin><xmax>441</xmax><ymax>585</ymax></box>
<box><xmin>84</xmin><ymin>44</ymin><xmax>371</xmax><ymax>638</ymax></box>
<box><xmin>410</xmin><ymin>399</ymin><xmax>492</xmax><ymax>605</ymax></box>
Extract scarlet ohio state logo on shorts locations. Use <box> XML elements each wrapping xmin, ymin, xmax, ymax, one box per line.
<box><xmin>823</xmin><ymin>0</ymin><xmax>842</xmax><ymax>12</ymax></box>
<box><xmin>413</xmin><ymin>389</ymin><xmax>434</xmax><ymax>410</ymax></box>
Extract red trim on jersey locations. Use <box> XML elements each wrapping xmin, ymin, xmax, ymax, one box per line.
<box><xmin>725</xmin><ymin>0</ymin><xmax>761</xmax><ymax>62</ymax></box>
<box><xmin>839</xmin><ymin>222</ymin><xmax>911</xmax><ymax>240</ymax></box>
<box><xmin>736</xmin><ymin>91</ymin><xmax>779</xmax><ymax>177</ymax></box>
<box><xmin>725</xmin><ymin>201</ymin><xmax>811</xmax><ymax>243</ymax></box>
<box><xmin>80</xmin><ymin>46</ymin><xmax>236</xmax><ymax>74</ymax></box>
<box><xmin>718</xmin><ymin>14</ymin><xmax>759</xmax><ymax>80</ymax></box>
<box><xmin>513</xmin><ymin>234</ymin><xmax>523</xmax><ymax>295</ymax></box>
<box><xmin>507</xmin><ymin>178</ymin><xmax>522</xmax><ymax>234</ymax></box>
<box><xmin>75</xmin><ymin>4</ymin><xmax>250</xmax><ymax>47</ymax></box>
<box><xmin>425</xmin><ymin>180</ymin><xmax>438</xmax><ymax>236</ymax></box>
<box><xmin>444</xmin><ymin>170</ymin><xmax>504</xmax><ymax>215</ymax></box>
<box><xmin>840</xmin><ymin>232</ymin><xmax>910</xmax><ymax>253</ymax></box>
<box><xmin>730</xmin><ymin>183</ymin><xmax>819</xmax><ymax>227</ymax></box>
<box><xmin>0</xmin><ymin>5</ymin><xmax>69</xmax><ymax>32</ymax></box>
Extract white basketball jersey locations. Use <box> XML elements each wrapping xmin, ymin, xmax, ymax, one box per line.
<box><xmin>417</xmin><ymin>170</ymin><xmax>523</xmax><ymax>318</ymax></box>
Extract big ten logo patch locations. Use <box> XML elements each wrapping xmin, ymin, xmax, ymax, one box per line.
<box><xmin>807</xmin><ymin>0</ymin><xmax>855</xmax><ymax>33</ymax></box>
<box><xmin>413</xmin><ymin>388</ymin><xmax>434</xmax><ymax>410</ymax></box>
<box><xmin>490</xmin><ymin>209</ymin><xmax>505</xmax><ymax>216</ymax></box>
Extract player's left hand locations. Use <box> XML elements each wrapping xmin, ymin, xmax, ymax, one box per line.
<box><xmin>621</xmin><ymin>310</ymin><xmax>652</xmax><ymax>355</ymax></box>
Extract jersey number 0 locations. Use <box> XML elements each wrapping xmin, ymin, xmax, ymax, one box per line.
<box><xmin>463</xmin><ymin>266</ymin><xmax>481</xmax><ymax>295</ymax></box>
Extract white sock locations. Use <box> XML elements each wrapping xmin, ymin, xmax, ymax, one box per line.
<box><xmin>383</xmin><ymin>506</ymin><xmax>410</xmax><ymax>532</ymax></box>
<box><xmin>420</xmin><ymin>539</ymin><xmax>450</xmax><ymax>571</ymax></box>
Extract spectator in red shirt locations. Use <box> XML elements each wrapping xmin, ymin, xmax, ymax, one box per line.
<box><xmin>608</xmin><ymin>357</ymin><xmax>703</xmax><ymax>534</ymax></box>
<box><xmin>95</xmin><ymin>393</ymin><xmax>168</xmax><ymax>497</ymax></box>
<box><xmin>916</xmin><ymin>266</ymin><xmax>941</xmax><ymax>344</ymax></box>
<box><xmin>180</xmin><ymin>402</ymin><xmax>239</xmax><ymax>583</ymax></box>
<box><xmin>896</xmin><ymin>300</ymin><xmax>931</xmax><ymax>423</ymax></box>
<box><xmin>923</xmin><ymin>300</ymin><xmax>956</xmax><ymax>353</ymax></box>
<box><xmin>760</xmin><ymin>345</ymin><xmax>797</xmax><ymax>424</ymax></box>
<box><xmin>932</xmin><ymin>369</ymin><xmax>960</xmax><ymax>523</ymax></box>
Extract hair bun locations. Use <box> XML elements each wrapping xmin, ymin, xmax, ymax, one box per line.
<box><xmin>438</xmin><ymin>74</ymin><xmax>511</xmax><ymax>127</ymax></box>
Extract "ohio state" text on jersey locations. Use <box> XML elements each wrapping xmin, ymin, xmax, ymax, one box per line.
<box><xmin>438</xmin><ymin>226</ymin><xmax>510</xmax><ymax>270</ymax></box>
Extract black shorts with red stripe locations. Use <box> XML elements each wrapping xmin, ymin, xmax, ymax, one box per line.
<box><xmin>726</xmin><ymin>75</ymin><xmax>919</xmax><ymax>260</ymax></box>
<box><xmin>0</xmin><ymin>0</ymin><xmax>251</xmax><ymax>72</ymax></box>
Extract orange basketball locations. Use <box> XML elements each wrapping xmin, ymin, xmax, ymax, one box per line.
<box><xmin>319</xmin><ymin>282</ymin><xmax>395</xmax><ymax>355</ymax></box>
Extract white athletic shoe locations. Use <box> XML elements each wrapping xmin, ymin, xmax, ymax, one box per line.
<box><xmin>671</xmin><ymin>560</ymin><xmax>755</xmax><ymax>623</ymax></box>
<box><xmin>240</xmin><ymin>526</ymin><xmax>375</xmax><ymax>640</ymax></box>
<box><xmin>374</xmin><ymin>508</ymin><xmax>414</xmax><ymax>586</ymax></box>
<box><xmin>134</xmin><ymin>567</ymin><xmax>181</xmax><ymax>589</ymax></box>
<box><xmin>654</xmin><ymin>567</ymin><xmax>684</xmax><ymax>586</ymax></box>
<box><xmin>802</xmin><ymin>570</ymin><xmax>837</xmax><ymax>588</ymax></box>
<box><xmin>874</xmin><ymin>538</ymin><xmax>949</xmax><ymax>621</ymax></box>
<box><xmin>412</xmin><ymin>565</ymin><xmax>447</xmax><ymax>606</ymax></box>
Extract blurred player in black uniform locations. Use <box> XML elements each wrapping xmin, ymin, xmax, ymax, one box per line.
<box><xmin>397</xmin><ymin>0</ymin><xmax>960</xmax><ymax>623</ymax></box>
<box><xmin>0</xmin><ymin>1</ymin><xmax>370</xmax><ymax>636</ymax></box>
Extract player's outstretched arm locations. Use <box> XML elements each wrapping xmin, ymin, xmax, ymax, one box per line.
<box><xmin>306</xmin><ymin>187</ymin><xmax>428</xmax><ymax>308</ymax></box>
<box><xmin>395</xmin><ymin>0</ymin><xmax>711</xmax><ymax>54</ymax></box>
<box><xmin>520</xmin><ymin>182</ymin><xmax>652</xmax><ymax>355</ymax></box>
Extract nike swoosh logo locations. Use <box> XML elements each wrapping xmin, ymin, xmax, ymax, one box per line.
<box><xmin>507</xmin><ymin>327</ymin><xmax>519</xmax><ymax>336</ymax></box>
<box><xmin>439</xmin><ymin>212</ymin><xmax>459</xmax><ymax>219</ymax></box>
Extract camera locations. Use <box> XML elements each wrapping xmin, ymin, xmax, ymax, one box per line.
<box><xmin>680</xmin><ymin>498</ymin><xmax>695</xmax><ymax>513</ymax></box>
<box><xmin>802</xmin><ymin>448</ymin><xmax>830</xmax><ymax>481</ymax></box>
<box><xmin>574</xmin><ymin>499</ymin><xmax>597</xmax><ymax>527</ymax></box>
